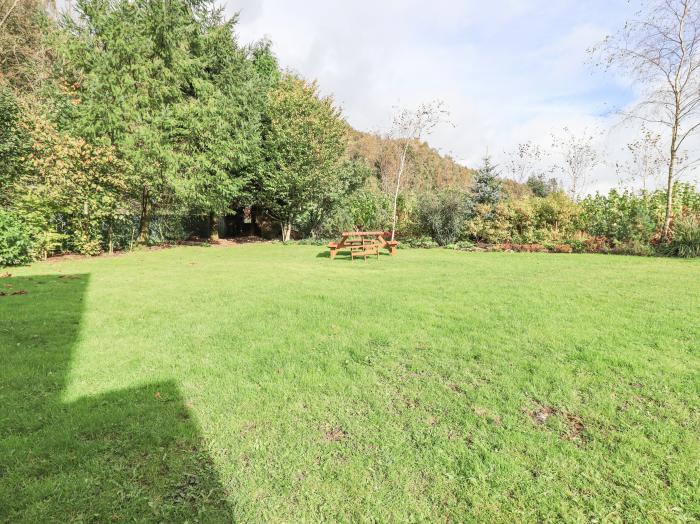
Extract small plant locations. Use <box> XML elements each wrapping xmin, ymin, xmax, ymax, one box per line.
<box><xmin>609</xmin><ymin>239</ymin><xmax>656</xmax><ymax>257</ymax></box>
<box><xmin>453</xmin><ymin>240</ymin><xmax>475</xmax><ymax>251</ymax></box>
<box><xmin>553</xmin><ymin>244</ymin><xmax>573</xmax><ymax>254</ymax></box>
<box><xmin>0</xmin><ymin>210</ymin><xmax>35</xmax><ymax>266</ymax></box>
<box><xmin>664</xmin><ymin>215</ymin><xmax>700</xmax><ymax>258</ymax></box>
<box><xmin>402</xmin><ymin>236</ymin><xmax>439</xmax><ymax>249</ymax></box>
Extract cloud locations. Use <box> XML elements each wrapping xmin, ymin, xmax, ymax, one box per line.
<box><xmin>228</xmin><ymin>0</ymin><xmax>663</xmax><ymax>192</ymax></box>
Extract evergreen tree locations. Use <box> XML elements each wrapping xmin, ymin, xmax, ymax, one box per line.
<box><xmin>472</xmin><ymin>155</ymin><xmax>502</xmax><ymax>206</ymax></box>
<box><xmin>55</xmin><ymin>0</ymin><xmax>268</xmax><ymax>242</ymax></box>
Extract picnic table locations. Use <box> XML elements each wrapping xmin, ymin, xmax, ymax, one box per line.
<box><xmin>328</xmin><ymin>231</ymin><xmax>399</xmax><ymax>260</ymax></box>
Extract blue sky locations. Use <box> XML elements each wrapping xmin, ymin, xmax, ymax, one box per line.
<box><xmin>230</xmin><ymin>0</ymin><xmax>651</xmax><ymax>191</ymax></box>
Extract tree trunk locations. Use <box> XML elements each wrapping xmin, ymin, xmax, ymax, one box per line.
<box><xmin>391</xmin><ymin>140</ymin><xmax>410</xmax><ymax>242</ymax></box>
<box><xmin>661</xmin><ymin>128</ymin><xmax>678</xmax><ymax>242</ymax></box>
<box><xmin>108</xmin><ymin>223</ymin><xmax>114</xmax><ymax>255</ymax></box>
<box><xmin>209</xmin><ymin>212</ymin><xmax>220</xmax><ymax>241</ymax></box>
<box><xmin>281</xmin><ymin>221</ymin><xmax>292</xmax><ymax>242</ymax></box>
<box><xmin>137</xmin><ymin>187</ymin><xmax>150</xmax><ymax>244</ymax></box>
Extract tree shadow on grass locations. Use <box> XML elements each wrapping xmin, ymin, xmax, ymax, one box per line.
<box><xmin>316</xmin><ymin>250</ymin><xmax>392</xmax><ymax>260</ymax></box>
<box><xmin>0</xmin><ymin>275</ymin><xmax>232</xmax><ymax>522</ymax></box>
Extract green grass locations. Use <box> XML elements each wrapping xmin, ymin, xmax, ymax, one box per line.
<box><xmin>1</xmin><ymin>244</ymin><xmax>699</xmax><ymax>522</ymax></box>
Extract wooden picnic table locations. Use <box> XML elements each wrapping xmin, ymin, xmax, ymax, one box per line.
<box><xmin>328</xmin><ymin>231</ymin><xmax>399</xmax><ymax>260</ymax></box>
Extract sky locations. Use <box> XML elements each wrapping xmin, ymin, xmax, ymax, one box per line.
<box><xmin>227</xmin><ymin>0</ymin><xmax>655</xmax><ymax>193</ymax></box>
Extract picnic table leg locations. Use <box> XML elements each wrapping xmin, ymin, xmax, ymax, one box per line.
<box><xmin>375</xmin><ymin>235</ymin><xmax>398</xmax><ymax>256</ymax></box>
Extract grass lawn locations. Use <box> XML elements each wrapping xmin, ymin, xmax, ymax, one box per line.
<box><xmin>1</xmin><ymin>244</ymin><xmax>699</xmax><ymax>522</ymax></box>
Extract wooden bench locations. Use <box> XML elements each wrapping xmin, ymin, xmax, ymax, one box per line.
<box><xmin>350</xmin><ymin>242</ymin><xmax>379</xmax><ymax>261</ymax></box>
<box><xmin>328</xmin><ymin>242</ymin><xmax>339</xmax><ymax>259</ymax></box>
<box><xmin>328</xmin><ymin>232</ymin><xmax>399</xmax><ymax>259</ymax></box>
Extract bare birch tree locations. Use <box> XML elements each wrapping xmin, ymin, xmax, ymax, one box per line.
<box><xmin>592</xmin><ymin>0</ymin><xmax>700</xmax><ymax>239</ymax></box>
<box><xmin>503</xmin><ymin>141</ymin><xmax>544</xmax><ymax>183</ymax></box>
<box><xmin>550</xmin><ymin>127</ymin><xmax>600</xmax><ymax>201</ymax></box>
<box><xmin>616</xmin><ymin>125</ymin><xmax>667</xmax><ymax>191</ymax></box>
<box><xmin>386</xmin><ymin>101</ymin><xmax>449</xmax><ymax>241</ymax></box>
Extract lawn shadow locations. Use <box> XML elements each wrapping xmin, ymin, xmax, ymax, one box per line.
<box><xmin>316</xmin><ymin>250</ymin><xmax>392</xmax><ymax>260</ymax></box>
<box><xmin>0</xmin><ymin>275</ymin><xmax>232</xmax><ymax>522</ymax></box>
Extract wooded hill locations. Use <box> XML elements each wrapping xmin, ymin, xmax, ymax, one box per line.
<box><xmin>346</xmin><ymin>128</ymin><xmax>476</xmax><ymax>192</ymax></box>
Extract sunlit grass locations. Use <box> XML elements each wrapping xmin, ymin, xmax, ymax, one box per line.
<box><xmin>1</xmin><ymin>245</ymin><xmax>699</xmax><ymax>522</ymax></box>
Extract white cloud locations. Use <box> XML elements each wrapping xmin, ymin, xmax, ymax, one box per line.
<box><xmin>228</xmin><ymin>0</ymin><xmax>664</xmax><ymax>193</ymax></box>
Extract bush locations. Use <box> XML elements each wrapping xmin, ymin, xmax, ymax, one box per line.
<box><xmin>401</xmin><ymin>236</ymin><xmax>439</xmax><ymax>249</ymax></box>
<box><xmin>665</xmin><ymin>215</ymin><xmax>700</xmax><ymax>258</ymax></box>
<box><xmin>579</xmin><ymin>190</ymin><xmax>657</xmax><ymax>243</ymax></box>
<box><xmin>552</xmin><ymin>244</ymin><xmax>573</xmax><ymax>254</ymax></box>
<box><xmin>416</xmin><ymin>189</ymin><xmax>471</xmax><ymax>246</ymax></box>
<box><xmin>609</xmin><ymin>239</ymin><xmax>656</xmax><ymax>257</ymax></box>
<box><xmin>0</xmin><ymin>210</ymin><xmax>35</xmax><ymax>266</ymax></box>
<box><xmin>532</xmin><ymin>192</ymin><xmax>580</xmax><ymax>234</ymax></box>
<box><xmin>452</xmin><ymin>240</ymin><xmax>475</xmax><ymax>251</ymax></box>
<box><xmin>464</xmin><ymin>202</ymin><xmax>513</xmax><ymax>244</ymax></box>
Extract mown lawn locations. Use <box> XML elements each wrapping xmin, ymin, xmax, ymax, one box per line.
<box><xmin>1</xmin><ymin>244</ymin><xmax>699</xmax><ymax>522</ymax></box>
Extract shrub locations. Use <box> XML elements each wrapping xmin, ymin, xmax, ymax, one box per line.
<box><xmin>402</xmin><ymin>236</ymin><xmax>439</xmax><ymax>249</ymax></box>
<box><xmin>464</xmin><ymin>202</ymin><xmax>513</xmax><ymax>244</ymax></box>
<box><xmin>532</xmin><ymin>192</ymin><xmax>580</xmax><ymax>234</ymax></box>
<box><xmin>0</xmin><ymin>210</ymin><xmax>35</xmax><ymax>266</ymax></box>
<box><xmin>579</xmin><ymin>190</ymin><xmax>656</xmax><ymax>243</ymax></box>
<box><xmin>504</xmin><ymin>243</ymin><xmax>547</xmax><ymax>253</ymax></box>
<box><xmin>553</xmin><ymin>244</ymin><xmax>573</xmax><ymax>254</ymax></box>
<box><xmin>453</xmin><ymin>240</ymin><xmax>475</xmax><ymax>251</ymax></box>
<box><xmin>609</xmin><ymin>239</ymin><xmax>656</xmax><ymax>257</ymax></box>
<box><xmin>564</xmin><ymin>238</ymin><xmax>586</xmax><ymax>253</ymax></box>
<box><xmin>416</xmin><ymin>189</ymin><xmax>471</xmax><ymax>246</ymax></box>
<box><xmin>665</xmin><ymin>215</ymin><xmax>700</xmax><ymax>258</ymax></box>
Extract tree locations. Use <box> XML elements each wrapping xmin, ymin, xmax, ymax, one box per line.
<box><xmin>472</xmin><ymin>154</ymin><xmax>502</xmax><ymax>206</ymax></box>
<box><xmin>57</xmin><ymin>0</ymin><xmax>196</xmax><ymax>242</ymax></box>
<box><xmin>526</xmin><ymin>173</ymin><xmax>561</xmax><ymax>197</ymax></box>
<box><xmin>504</xmin><ymin>141</ymin><xmax>544</xmax><ymax>183</ymax></box>
<box><xmin>169</xmin><ymin>10</ymin><xmax>268</xmax><ymax>240</ymax></box>
<box><xmin>12</xmin><ymin>106</ymin><xmax>128</xmax><ymax>256</ymax></box>
<box><xmin>0</xmin><ymin>87</ymin><xmax>31</xmax><ymax>204</ymax></box>
<box><xmin>616</xmin><ymin>126</ymin><xmax>668</xmax><ymax>192</ymax></box>
<box><xmin>260</xmin><ymin>74</ymin><xmax>347</xmax><ymax>241</ymax></box>
<box><xmin>385</xmin><ymin>100</ymin><xmax>449</xmax><ymax>241</ymax></box>
<box><xmin>300</xmin><ymin>158</ymin><xmax>370</xmax><ymax>237</ymax></box>
<box><xmin>593</xmin><ymin>0</ymin><xmax>700</xmax><ymax>239</ymax></box>
<box><xmin>550</xmin><ymin>127</ymin><xmax>600</xmax><ymax>201</ymax></box>
<box><xmin>57</xmin><ymin>0</ymin><xmax>268</xmax><ymax>243</ymax></box>
<box><xmin>0</xmin><ymin>0</ymin><xmax>53</xmax><ymax>90</ymax></box>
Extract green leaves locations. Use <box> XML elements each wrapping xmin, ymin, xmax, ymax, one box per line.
<box><xmin>260</xmin><ymin>74</ymin><xmax>347</xmax><ymax>239</ymax></box>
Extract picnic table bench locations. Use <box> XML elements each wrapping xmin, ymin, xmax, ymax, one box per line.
<box><xmin>328</xmin><ymin>231</ymin><xmax>399</xmax><ymax>260</ymax></box>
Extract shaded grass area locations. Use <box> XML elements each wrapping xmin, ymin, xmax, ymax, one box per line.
<box><xmin>1</xmin><ymin>245</ymin><xmax>699</xmax><ymax>522</ymax></box>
